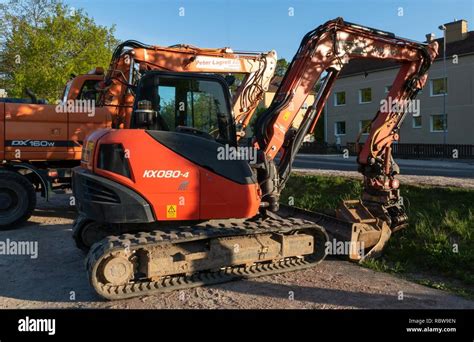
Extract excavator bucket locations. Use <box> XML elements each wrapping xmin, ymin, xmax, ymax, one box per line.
<box><xmin>336</xmin><ymin>200</ymin><xmax>392</xmax><ymax>262</ymax></box>
<box><xmin>277</xmin><ymin>201</ymin><xmax>393</xmax><ymax>263</ymax></box>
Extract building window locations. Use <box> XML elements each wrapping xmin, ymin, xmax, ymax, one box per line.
<box><xmin>412</xmin><ymin>116</ymin><xmax>422</xmax><ymax>128</ymax></box>
<box><xmin>359</xmin><ymin>119</ymin><xmax>371</xmax><ymax>134</ymax></box>
<box><xmin>359</xmin><ymin>88</ymin><xmax>372</xmax><ymax>103</ymax></box>
<box><xmin>334</xmin><ymin>91</ymin><xmax>346</xmax><ymax>106</ymax></box>
<box><xmin>335</xmin><ymin>121</ymin><xmax>346</xmax><ymax>135</ymax></box>
<box><xmin>430</xmin><ymin>114</ymin><xmax>447</xmax><ymax>132</ymax></box>
<box><xmin>384</xmin><ymin>85</ymin><xmax>391</xmax><ymax>93</ymax></box>
<box><xmin>430</xmin><ymin>78</ymin><xmax>448</xmax><ymax>96</ymax></box>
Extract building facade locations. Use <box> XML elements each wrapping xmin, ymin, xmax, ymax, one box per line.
<box><xmin>326</xmin><ymin>19</ymin><xmax>474</xmax><ymax>146</ymax></box>
<box><xmin>256</xmin><ymin>76</ymin><xmax>316</xmax><ymax>141</ymax></box>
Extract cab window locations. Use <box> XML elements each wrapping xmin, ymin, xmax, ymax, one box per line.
<box><xmin>133</xmin><ymin>74</ymin><xmax>233</xmax><ymax>144</ymax></box>
<box><xmin>78</xmin><ymin>80</ymin><xmax>100</xmax><ymax>102</ymax></box>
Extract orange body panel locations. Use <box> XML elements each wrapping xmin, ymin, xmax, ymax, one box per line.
<box><xmin>3</xmin><ymin>102</ymin><xmax>113</xmax><ymax>161</ymax></box>
<box><xmin>91</xmin><ymin>129</ymin><xmax>260</xmax><ymax>221</ymax></box>
<box><xmin>4</xmin><ymin>102</ymin><xmax>69</xmax><ymax>160</ymax></box>
<box><xmin>199</xmin><ymin>169</ymin><xmax>258</xmax><ymax>219</ymax></box>
<box><xmin>67</xmin><ymin>106</ymin><xmax>114</xmax><ymax>160</ymax></box>
<box><xmin>1</xmin><ymin>73</ymin><xmax>113</xmax><ymax>161</ymax></box>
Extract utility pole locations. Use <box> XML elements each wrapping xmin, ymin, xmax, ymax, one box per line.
<box><xmin>439</xmin><ymin>24</ymin><xmax>448</xmax><ymax>148</ymax></box>
<box><xmin>324</xmin><ymin>105</ymin><xmax>328</xmax><ymax>145</ymax></box>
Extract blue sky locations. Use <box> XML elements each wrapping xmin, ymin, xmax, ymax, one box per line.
<box><xmin>64</xmin><ymin>0</ymin><xmax>473</xmax><ymax>59</ymax></box>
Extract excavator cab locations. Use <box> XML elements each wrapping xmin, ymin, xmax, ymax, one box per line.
<box><xmin>130</xmin><ymin>71</ymin><xmax>237</xmax><ymax>145</ymax></box>
<box><xmin>73</xmin><ymin>70</ymin><xmax>259</xmax><ymax>239</ymax></box>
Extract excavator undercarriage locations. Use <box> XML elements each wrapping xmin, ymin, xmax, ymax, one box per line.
<box><xmin>85</xmin><ymin>215</ymin><xmax>328</xmax><ymax>300</ymax></box>
<box><xmin>76</xmin><ymin>199</ymin><xmax>398</xmax><ymax>299</ymax></box>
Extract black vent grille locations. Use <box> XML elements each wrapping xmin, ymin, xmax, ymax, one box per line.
<box><xmin>83</xmin><ymin>178</ymin><xmax>120</xmax><ymax>204</ymax></box>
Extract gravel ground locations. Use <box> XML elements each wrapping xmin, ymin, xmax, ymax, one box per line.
<box><xmin>0</xmin><ymin>194</ymin><xmax>472</xmax><ymax>309</ymax></box>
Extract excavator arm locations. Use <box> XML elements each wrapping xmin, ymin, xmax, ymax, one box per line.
<box><xmin>97</xmin><ymin>40</ymin><xmax>277</xmax><ymax>136</ymax></box>
<box><xmin>255</xmin><ymin>18</ymin><xmax>438</xmax><ymax>259</ymax></box>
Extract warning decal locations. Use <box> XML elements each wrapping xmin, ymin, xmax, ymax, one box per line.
<box><xmin>166</xmin><ymin>205</ymin><xmax>177</xmax><ymax>218</ymax></box>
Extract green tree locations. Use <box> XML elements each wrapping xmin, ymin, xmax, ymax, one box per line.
<box><xmin>0</xmin><ymin>0</ymin><xmax>119</xmax><ymax>102</ymax></box>
<box><xmin>275</xmin><ymin>58</ymin><xmax>289</xmax><ymax>77</ymax></box>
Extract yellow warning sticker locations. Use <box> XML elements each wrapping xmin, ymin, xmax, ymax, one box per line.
<box><xmin>166</xmin><ymin>205</ymin><xmax>177</xmax><ymax>218</ymax></box>
<box><xmin>283</xmin><ymin>111</ymin><xmax>291</xmax><ymax>121</ymax></box>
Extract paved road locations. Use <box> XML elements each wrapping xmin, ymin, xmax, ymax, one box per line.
<box><xmin>294</xmin><ymin>154</ymin><xmax>474</xmax><ymax>178</ymax></box>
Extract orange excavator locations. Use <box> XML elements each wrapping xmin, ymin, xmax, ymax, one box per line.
<box><xmin>72</xmin><ymin>18</ymin><xmax>438</xmax><ymax>299</ymax></box>
<box><xmin>0</xmin><ymin>41</ymin><xmax>276</xmax><ymax>229</ymax></box>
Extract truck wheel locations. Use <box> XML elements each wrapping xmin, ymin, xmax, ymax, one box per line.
<box><xmin>0</xmin><ymin>170</ymin><xmax>36</xmax><ymax>229</ymax></box>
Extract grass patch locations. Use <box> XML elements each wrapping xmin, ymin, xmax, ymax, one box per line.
<box><xmin>414</xmin><ymin>279</ymin><xmax>474</xmax><ymax>300</ymax></box>
<box><xmin>281</xmin><ymin>174</ymin><xmax>474</xmax><ymax>291</ymax></box>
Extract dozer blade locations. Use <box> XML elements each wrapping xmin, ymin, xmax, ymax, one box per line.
<box><xmin>277</xmin><ymin>201</ymin><xmax>393</xmax><ymax>263</ymax></box>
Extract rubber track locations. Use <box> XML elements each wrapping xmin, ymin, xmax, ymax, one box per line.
<box><xmin>86</xmin><ymin>216</ymin><xmax>328</xmax><ymax>300</ymax></box>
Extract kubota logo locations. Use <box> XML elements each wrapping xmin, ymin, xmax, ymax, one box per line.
<box><xmin>12</xmin><ymin>140</ymin><xmax>55</xmax><ymax>147</ymax></box>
